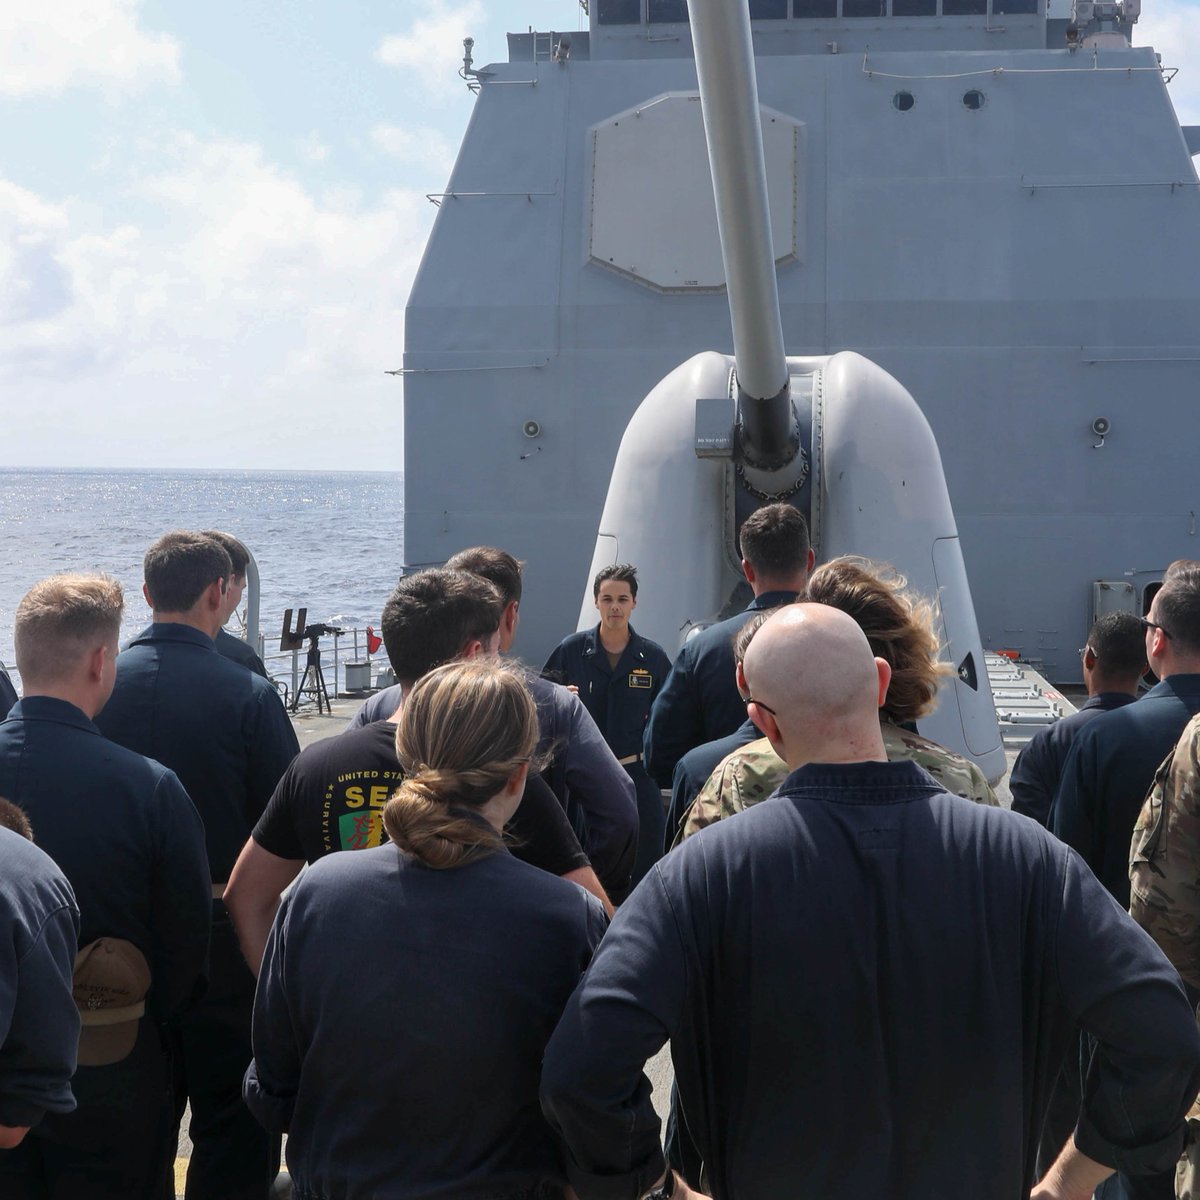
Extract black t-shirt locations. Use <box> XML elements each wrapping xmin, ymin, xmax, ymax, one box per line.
<box><xmin>253</xmin><ymin>720</ymin><xmax>589</xmax><ymax>878</ymax></box>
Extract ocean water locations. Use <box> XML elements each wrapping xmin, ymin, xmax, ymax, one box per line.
<box><xmin>0</xmin><ymin>468</ymin><xmax>404</xmax><ymax>691</ymax></box>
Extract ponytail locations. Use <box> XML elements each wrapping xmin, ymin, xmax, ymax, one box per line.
<box><xmin>383</xmin><ymin>660</ymin><xmax>543</xmax><ymax>869</ymax></box>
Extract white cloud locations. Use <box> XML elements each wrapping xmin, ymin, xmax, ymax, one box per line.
<box><xmin>0</xmin><ymin>0</ymin><xmax>180</xmax><ymax>97</ymax></box>
<box><xmin>1138</xmin><ymin>0</ymin><xmax>1200</xmax><ymax>127</ymax></box>
<box><xmin>0</xmin><ymin>135</ymin><xmax>435</xmax><ymax>467</ymax></box>
<box><xmin>297</xmin><ymin>132</ymin><xmax>330</xmax><ymax>165</ymax></box>
<box><xmin>375</xmin><ymin>0</ymin><xmax>485</xmax><ymax>95</ymax></box>
<box><xmin>370</xmin><ymin>124</ymin><xmax>456</xmax><ymax>180</ymax></box>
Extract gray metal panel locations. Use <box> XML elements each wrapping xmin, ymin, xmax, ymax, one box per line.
<box><xmin>1091</xmin><ymin>579</ymin><xmax>1137</xmax><ymax>623</ymax></box>
<box><xmin>403</xmin><ymin>37</ymin><xmax>1200</xmax><ymax>678</ymax></box>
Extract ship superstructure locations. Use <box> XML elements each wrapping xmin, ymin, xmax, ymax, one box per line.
<box><xmin>402</xmin><ymin>0</ymin><xmax>1197</xmax><ymax>687</ymax></box>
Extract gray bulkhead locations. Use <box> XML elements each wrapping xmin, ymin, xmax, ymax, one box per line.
<box><xmin>402</xmin><ymin>5</ymin><xmax>1200</xmax><ymax>681</ymax></box>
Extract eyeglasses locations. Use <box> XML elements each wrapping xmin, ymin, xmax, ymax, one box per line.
<box><xmin>1138</xmin><ymin>616</ymin><xmax>1173</xmax><ymax>640</ymax></box>
<box><xmin>744</xmin><ymin>696</ymin><xmax>777</xmax><ymax>717</ymax></box>
<box><xmin>1077</xmin><ymin>645</ymin><xmax>1092</xmax><ymax>659</ymax></box>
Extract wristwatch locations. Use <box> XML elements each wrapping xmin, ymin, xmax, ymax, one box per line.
<box><xmin>641</xmin><ymin>1172</ymin><xmax>677</xmax><ymax>1200</ymax></box>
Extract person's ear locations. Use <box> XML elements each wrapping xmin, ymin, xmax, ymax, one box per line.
<box><xmin>507</xmin><ymin>761</ymin><xmax>530</xmax><ymax>798</ymax></box>
<box><xmin>736</xmin><ymin>660</ymin><xmax>750</xmax><ymax>697</ymax></box>
<box><xmin>461</xmin><ymin>639</ymin><xmax>484</xmax><ymax>660</ymax></box>
<box><xmin>741</xmin><ymin>558</ymin><xmax>756</xmax><ymax>586</ymax></box>
<box><xmin>875</xmin><ymin>657</ymin><xmax>893</xmax><ymax>709</ymax></box>
<box><xmin>142</xmin><ymin>582</ymin><xmax>153</xmax><ymax>609</ymax></box>
<box><xmin>747</xmin><ymin>699</ymin><xmax>780</xmax><ymax>744</ymax></box>
<box><xmin>806</xmin><ymin>548</ymin><xmax>816</xmax><ymax>572</ymax></box>
<box><xmin>1151</xmin><ymin>627</ymin><xmax>1169</xmax><ymax>661</ymax></box>
<box><xmin>86</xmin><ymin>642</ymin><xmax>108</xmax><ymax>684</ymax></box>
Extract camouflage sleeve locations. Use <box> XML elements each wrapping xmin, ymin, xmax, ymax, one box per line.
<box><xmin>965</xmin><ymin>760</ymin><xmax>1001</xmax><ymax>807</ymax></box>
<box><xmin>676</xmin><ymin>755</ymin><xmax>742</xmax><ymax>846</ymax></box>
<box><xmin>1130</xmin><ymin>717</ymin><xmax>1200</xmax><ymax>992</ymax></box>
<box><xmin>676</xmin><ymin>741</ymin><xmax>788</xmax><ymax>846</ymax></box>
<box><xmin>882</xmin><ymin>724</ymin><xmax>998</xmax><ymax>806</ymax></box>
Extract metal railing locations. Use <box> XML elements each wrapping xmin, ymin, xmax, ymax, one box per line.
<box><xmin>1</xmin><ymin>624</ymin><xmax>391</xmax><ymax>715</ymax></box>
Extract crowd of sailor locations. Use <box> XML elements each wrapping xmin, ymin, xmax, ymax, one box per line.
<box><xmin>3</xmin><ymin>512</ymin><xmax>1200</xmax><ymax>1200</ymax></box>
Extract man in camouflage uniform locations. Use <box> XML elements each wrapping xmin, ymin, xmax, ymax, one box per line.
<box><xmin>1131</xmin><ymin>712</ymin><xmax>1200</xmax><ymax>1200</ymax></box>
<box><xmin>677</xmin><ymin>720</ymin><xmax>996</xmax><ymax>843</ymax></box>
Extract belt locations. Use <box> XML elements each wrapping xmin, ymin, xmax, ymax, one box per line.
<box><xmin>617</xmin><ymin>753</ymin><xmax>642</xmax><ymax>766</ymax></box>
<box><xmin>212</xmin><ymin>882</ymin><xmax>227</xmax><ymax>900</ymax></box>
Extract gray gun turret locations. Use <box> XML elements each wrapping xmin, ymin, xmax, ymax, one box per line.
<box><xmin>576</xmin><ymin>0</ymin><xmax>1005</xmax><ymax>780</ymax></box>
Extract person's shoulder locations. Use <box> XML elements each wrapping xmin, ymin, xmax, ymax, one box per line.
<box><xmin>1015</xmin><ymin>717</ymin><xmax>1057</xmax><ymax>755</ymax></box>
<box><xmin>162</xmin><ymin>631</ymin><xmax>265</xmax><ymax>689</ymax></box>
<box><xmin>692</xmin><ymin>611</ymin><xmax>746</xmax><ymax>648</ymax></box>
<box><xmin>296</xmin><ymin>721</ymin><xmax>393</xmax><ymax>772</ymax></box>
<box><xmin>297</xmin><ymin>842</ymin><xmax>395</xmax><ymax>889</ymax></box>
<box><xmin>520</xmin><ymin>665</ymin><xmax>576</xmax><ymax>703</ymax></box>
<box><xmin>883</xmin><ymin>724</ymin><xmax>995</xmax><ymax>804</ymax></box>
<box><xmin>1068</xmin><ymin>697</ymin><xmax>1140</xmax><ymax>750</ymax></box>
<box><xmin>640</xmin><ymin>636</ymin><xmax>673</xmax><ymax>671</ymax></box>
<box><xmin>216</xmin><ymin>629</ymin><xmax>264</xmax><ymax>667</ymax></box>
<box><xmin>937</xmin><ymin>793</ymin><xmax>1075</xmax><ymax>887</ymax></box>
<box><xmin>25</xmin><ymin>708</ymin><xmax>177</xmax><ymax>791</ymax></box>
<box><xmin>490</xmin><ymin>852</ymin><xmax>607</xmax><ymax>928</ymax></box>
<box><xmin>552</xmin><ymin>629</ymin><xmax>591</xmax><ymax>653</ymax></box>
<box><xmin>0</xmin><ymin>827</ymin><xmax>76</xmax><ymax>914</ymax></box>
<box><xmin>1037</xmin><ymin>703</ymin><xmax>1114</xmax><ymax>756</ymax></box>
<box><xmin>1179</xmin><ymin>711</ymin><xmax>1200</xmax><ymax>747</ymax></box>
<box><xmin>102</xmin><ymin>736</ymin><xmax>188</xmax><ymax>793</ymax></box>
<box><xmin>1053</xmin><ymin>705</ymin><xmax>1105</xmax><ymax>736</ymax></box>
<box><xmin>729</xmin><ymin>735</ymin><xmax>784</xmax><ymax>778</ymax></box>
<box><xmin>521</xmin><ymin>669</ymin><xmax>559</xmax><ymax>702</ymax></box>
<box><xmin>1010</xmin><ymin>721</ymin><xmax>1055</xmax><ymax>782</ymax></box>
<box><xmin>0</xmin><ymin>824</ymin><xmax>57</xmax><ymax>871</ymax></box>
<box><xmin>673</xmin><ymin>786</ymin><xmax>796</xmax><ymax>862</ymax></box>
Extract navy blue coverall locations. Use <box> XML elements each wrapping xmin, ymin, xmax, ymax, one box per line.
<box><xmin>96</xmin><ymin>623</ymin><xmax>299</xmax><ymax>1200</ymax></box>
<box><xmin>0</xmin><ymin>696</ymin><xmax>211</xmax><ymax>1199</ymax></box>
<box><xmin>544</xmin><ymin>626</ymin><xmax>671</xmax><ymax>887</ymax></box>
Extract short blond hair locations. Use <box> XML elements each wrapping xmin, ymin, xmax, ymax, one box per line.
<box><xmin>15</xmin><ymin>573</ymin><xmax>124</xmax><ymax>686</ymax></box>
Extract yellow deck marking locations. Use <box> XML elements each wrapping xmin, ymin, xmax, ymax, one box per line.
<box><xmin>174</xmin><ymin>1155</ymin><xmax>189</xmax><ymax>1194</ymax></box>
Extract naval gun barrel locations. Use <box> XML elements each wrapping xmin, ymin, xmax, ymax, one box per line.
<box><xmin>687</xmin><ymin>0</ymin><xmax>796</xmax><ymax>470</ymax></box>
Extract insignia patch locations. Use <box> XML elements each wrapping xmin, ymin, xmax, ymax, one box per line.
<box><xmin>629</xmin><ymin>670</ymin><xmax>653</xmax><ymax>689</ymax></box>
<box><xmin>339</xmin><ymin>811</ymin><xmax>385</xmax><ymax>851</ymax></box>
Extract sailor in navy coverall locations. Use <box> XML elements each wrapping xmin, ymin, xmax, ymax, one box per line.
<box><xmin>545</xmin><ymin>566</ymin><xmax>671</xmax><ymax>888</ymax></box>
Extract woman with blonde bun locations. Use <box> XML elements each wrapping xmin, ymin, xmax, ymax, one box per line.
<box><xmin>246</xmin><ymin>660</ymin><xmax>607</xmax><ymax>1200</ymax></box>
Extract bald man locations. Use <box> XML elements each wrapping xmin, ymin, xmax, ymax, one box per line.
<box><xmin>541</xmin><ymin>605</ymin><xmax>1200</xmax><ymax>1200</ymax></box>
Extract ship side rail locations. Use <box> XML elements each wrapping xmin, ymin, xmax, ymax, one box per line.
<box><xmin>0</xmin><ymin>625</ymin><xmax>389</xmax><ymax>712</ymax></box>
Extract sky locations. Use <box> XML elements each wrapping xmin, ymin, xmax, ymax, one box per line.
<box><xmin>2</xmin><ymin>0</ymin><xmax>1198</xmax><ymax>471</ymax></box>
